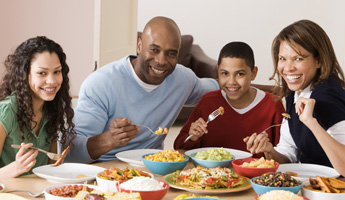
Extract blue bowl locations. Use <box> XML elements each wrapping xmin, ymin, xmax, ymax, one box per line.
<box><xmin>142</xmin><ymin>153</ymin><xmax>189</xmax><ymax>175</ymax></box>
<box><xmin>189</xmin><ymin>152</ymin><xmax>234</xmax><ymax>168</ymax></box>
<box><xmin>250</xmin><ymin>177</ymin><xmax>303</xmax><ymax>195</ymax></box>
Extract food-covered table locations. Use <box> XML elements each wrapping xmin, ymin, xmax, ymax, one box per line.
<box><xmin>1</xmin><ymin>159</ymin><xmax>259</xmax><ymax>200</ymax></box>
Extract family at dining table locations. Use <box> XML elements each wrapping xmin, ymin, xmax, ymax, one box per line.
<box><xmin>1</xmin><ymin>16</ymin><xmax>345</xmax><ymax>179</ymax></box>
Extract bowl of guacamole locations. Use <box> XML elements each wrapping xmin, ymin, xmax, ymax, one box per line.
<box><xmin>190</xmin><ymin>148</ymin><xmax>235</xmax><ymax>168</ymax></box>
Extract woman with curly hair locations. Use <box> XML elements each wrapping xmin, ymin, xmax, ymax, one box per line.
<box><xmin>0</xmin><ymin>36</ymin><xmax>76</xmax><ymax>178</ymax></box>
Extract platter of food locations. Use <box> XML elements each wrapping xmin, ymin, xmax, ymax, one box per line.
<box><xmin>0</xmin><ymin>183</ymin><xmax>4</xmax><ymax>193</ymax></box>
<box><xmin>184</xmin><ymin>147</ymin><xmax>252</xmax><ymax>160</ymax></box>
<box><xmin>163</xmin><ymin>166</ymin><xmax>252</xmax><ymax>194</ymax></box>
<box><xmin>277</xmin><ymin>163</ymin><xmax>340</xmax><ymax>182</ymax></box>
<box><xmin>33</xmin><ymin>163</ymin><xmax>105</xmax><ymax>183</ymax></box>
<box><xmin>301</xmin><ymin>176</ymin><xmax>345</xmax><ymax>200</ymax></box>
<box><xmin>115</xmin><ymin>149</ymin><xmax>161</xmax><ymax>167</ymax></box>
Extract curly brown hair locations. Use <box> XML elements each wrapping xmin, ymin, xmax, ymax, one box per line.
<box><xmin>270</xmin><ymin>19</ymin><xmax>345</xmax><ymax>98</ymax></box>
<box><xmin>0</xmin><ymin>36</ymin><xmax>76</xmax><ymax>147</ymax></box>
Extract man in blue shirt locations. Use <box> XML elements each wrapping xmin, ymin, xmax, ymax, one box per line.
<box><xmin>67</xmin><ymin>16</ymin><xmax>218</xmax><ymax>163</ymax></box>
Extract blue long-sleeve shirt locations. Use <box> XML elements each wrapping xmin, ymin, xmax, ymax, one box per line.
<box><xmin>66</xmin><ymin>56</ymin><xmax>218</xmax><ymax>163</ymax></box>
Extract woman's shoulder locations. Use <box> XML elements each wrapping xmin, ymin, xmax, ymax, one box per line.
<box><xmin>0</xmin><ymin>94</ymin><xmax>17</xmax><ymax>113</ymax></box>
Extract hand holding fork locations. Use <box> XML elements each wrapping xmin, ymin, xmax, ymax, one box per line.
<box><xmin>11</xmin><ymin>144</ymin><xmax>61</xmax><ymax>161</ymax></box>
<box><xmin>184</xmin><ymin>106</ymin><xmax>224</xmax><ymax>143</ymax></box>
<box><xmin>243</xmin><ymin>113</ymin><xmax>291</xmax><ymax>154</ymax></box>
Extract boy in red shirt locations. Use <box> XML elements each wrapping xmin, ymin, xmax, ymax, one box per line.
<box><xmin>174</xmin><ymin>42</ymin><xmax>285</xmax><ymax>158</ymax></box>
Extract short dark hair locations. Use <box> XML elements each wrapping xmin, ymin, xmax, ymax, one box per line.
<box><xmin>217</xmin><ymin>41</ymin><xmax>255</xmax><ymax>70</ymax></box>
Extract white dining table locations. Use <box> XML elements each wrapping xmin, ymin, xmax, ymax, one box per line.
<box><xmin>1</xmin><ymin>159</ymin><xmax>261</xmax><ymax>200</ymax></box>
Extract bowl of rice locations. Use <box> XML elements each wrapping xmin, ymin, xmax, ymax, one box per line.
<box><xmin>117</xmin><ymin>177</ymin><xmax>169</xmax><ymax>200</ymax></box>
<box><xmin>255</xmin><ymin>190</ymin><xmax>309</xmax><ymax>200</ymax></box>
<box><xmin>251</xmin><ymin>172</ymin><xmax>303</xmax><ymax>195</ymax></box>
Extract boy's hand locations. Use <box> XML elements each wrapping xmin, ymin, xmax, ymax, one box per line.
<box><xmin>14</xmin><ymin>143</ymin><xmax>38</xmax><ymax>176</ymax></box>
<box><xmin>188</xmin><ymin>117</ymin><xmax>208</xmax><ymax>141</ymax></box>
<box><xmin>243</xmin><ymin>132</ymin><xmax>273</xmax><ymax>154</ymax></box>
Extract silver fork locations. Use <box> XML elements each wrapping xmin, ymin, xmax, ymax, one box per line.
<box><xmin>260</xmin><ymin>117</ymin><xmax>289</xmax><ymax>133</ymax></box>
<box><xmin>11</xmin><ymin>144</ymin><xmax>61</xmax><ymax>161</ymax></box>
<box><xmin>7</xmin><ymin>190</ymin><xmax>44</xmax><ymax>198</ymax></box>
<box><xmin>184</xmin><ymin>107</ymin><xmax>223</xmax><ymax>143</ymax></box>
<box><xmin>137</xmin><ymin>125</ymin><xmax>156</xmax><ymax>135</ymax></box>
<box><xmin>137</xmin><ymin>125</ymin><xmax>167</xmax><ymax>135</ymax></box>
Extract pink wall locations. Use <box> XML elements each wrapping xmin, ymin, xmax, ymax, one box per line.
<box><xmin>0</xmin><ymin>0</ymin><xmax>94</xmax><ymax>96</ymax></box>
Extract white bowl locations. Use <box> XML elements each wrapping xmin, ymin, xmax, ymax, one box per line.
<box><xmin>44</xmin><ymin>184</ymin><xmax>103</xmax><ymax>200</ymax></box>
<box><xmin>301</xmin><ymin>186</ymin><xmax>345</xmax><ymax>200</ymax></box>
<box><xmin>96</xmin><ymin>171</ymin><xmax>154</xmax><ymax>192</ymax></box>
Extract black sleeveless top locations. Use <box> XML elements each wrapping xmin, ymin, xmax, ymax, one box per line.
<box><xmin>285</xmin><ymin>77</ymin><xmax>345</xmax><ymax>167</ymax></box>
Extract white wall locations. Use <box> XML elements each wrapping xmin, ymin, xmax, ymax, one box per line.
<box><xmin>0</xmin><ymin>0</ymin><xmax>94</xmax><ymax>96</ymax></box>
<box><xmin>138</xmin><ymin>0</ymin><xmax>345</xmax><ymax>85</ymax></box>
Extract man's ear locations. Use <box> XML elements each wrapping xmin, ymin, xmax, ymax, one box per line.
<box><xmin>137</xmin><ymin>38</ymin><xmax>142</xmax><ymax>55</ymax></box>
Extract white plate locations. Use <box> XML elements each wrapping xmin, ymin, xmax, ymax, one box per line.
<box><xmin>184</xmin><ymin>147</ymin><xmax>252</xmax><ymax>160</ymax></box>
<box><xmin>277</xmin><ymin>163</ymin><xmax>340</xmax><ymax>183</ymax></box>
<box><xmin>115</xmin><ymin>149</ymin><xmax>161</xmax><ymax>167</ymax></box>
<box><xmin>33</xmin><ymin>163</ymin><xmax>106</xmax><ymax>183</ymax></box>
<box><xmin>302</xmin><ymin>186</ymin><xmax>345</xmax><ymax>200</ymax></box>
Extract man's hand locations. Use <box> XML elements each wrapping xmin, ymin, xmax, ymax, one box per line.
<box><xmin>87</xmin><ymin>118</ymin><xmax>139</xmax><ymax>160</ymax></box>
<box><xmin>108</xmin><ymin>118</ymin><xmax>139</xmax><ymax>147</ymax></box>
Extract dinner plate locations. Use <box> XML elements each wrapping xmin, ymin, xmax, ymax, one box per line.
<box><xmin>277</xmin><ymin>163</ymin><xmax>340</xmax><ymax>182</ymax></box>
<box><xmin>164</xmin><ymin>174</ymin><xmax>252</xmax><ymax>194</ymax></box>
<box><xmin>33</xmin><ymin>163</ymin><xmax>106</xmax><ymax>183</ymax></box>
<box><xmin>115</xmin><ymin>149</ymin><xmax>161</xmax><ymax>167</ymax></box>
<box><xmin>184</xmin><ymin>147</ymin><xmax>252</xmax><ymax>160</ymax></box>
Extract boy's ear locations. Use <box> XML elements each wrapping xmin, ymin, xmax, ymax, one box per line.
<box><xmin>216</xmin><ymin>65</ymin><xmax>219</xmax><ymax>71</ymax></box>
<box><xmin>251</xmin><ymin>66</ymin><xmax>258</xmax><ymax>80</ymax></box>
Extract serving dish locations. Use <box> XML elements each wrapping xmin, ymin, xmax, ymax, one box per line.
<box><xmin>232</xmin><ymin>157</ymin><xmax>279</xmax><ymax>178</ymax></box>
<box><xmin>163</xmin><ymin>174</ymin><xmax>252</xmax><ymax>194</ymax></box>
<box><xmin>301</xmin><ymin>186</ymin><xmax>345</xmax><ymax>200</ymax></box>
<box><xmin>142</xmin><ymin>153</ymin><xmax>189</xmax><ymax>175</ymax></box>
<box><xmin>185</xmin><ymin>147</ymin><xmax>252</xmax><ymax>160</ymax></box>
<box><xmin>44</xmin><ymin>184</ymin><xmax>103</xmax><ymax>200</ymax></box>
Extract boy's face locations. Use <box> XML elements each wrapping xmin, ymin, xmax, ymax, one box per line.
<box><xmin>218</xmin><ymin>57</ymin><xmax>257</xmax><ymax>108</ymax></box>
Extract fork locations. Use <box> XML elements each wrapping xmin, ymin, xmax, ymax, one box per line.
<box><xmin>137</xmin><ymin>125</ymin><xmax>156</xmax><ymax>135</ymax></box>
<box><xmin>11</xmin><ymin>144</ymin><xmax>61</xmax><ymax>161</ymax></box>
<box><xmin>7</xmin><ymin>190</ymin><xmax>44</xmax><ymax>198</ymax></box>
<box><xmin>260</xmin><ymin>117</ymin><xmax>289</xmax><ymax>133</ymax></box>
<box><xmin>184</xmin><ymin>107</ymin><xmax>223</xmax><ymax>143</ymax></box>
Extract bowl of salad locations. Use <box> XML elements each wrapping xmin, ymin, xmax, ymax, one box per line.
<box><xmin>189</xmin><ymin>147</ymin><xmax>235</xmax><ymax>168</ymax></box>
<box><xmin>96</xmin><ymin>167</ymin><xmax>153</xmax><ymax>192</ymax></box>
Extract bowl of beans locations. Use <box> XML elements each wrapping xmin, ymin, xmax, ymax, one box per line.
<box><xmin>251</xmin><ymin>172</ymin><xmax>302</xmax><ymax>195</ymax></box>
<box><xmin>44</xmin><ymin>184</ymin><xmax>103</xmax><ymax>200</ymax></box>
<box><xmin>142</xmin><ymin>150</ymin><xmax>189</xmax><ymax>175</ymax></box>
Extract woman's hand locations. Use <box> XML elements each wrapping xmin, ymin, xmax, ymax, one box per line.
<box><xmin>295</xmin><ymin>97</ymin><xmax>317</xmax><ymax>126</ymax></box>
<box><xmin>13</xmin><ymin>143</ymin><xmax>38</xmax><ymax>176</ymax></box>
<box><xmin>188</xmin><ymin>117</ymin><xmax>208</xmax><ymax>141</ymax></box>
<box><xmin>243</xmin><ymin>132</ymin><xmax>273</xmax><ymax>154</ymax></box>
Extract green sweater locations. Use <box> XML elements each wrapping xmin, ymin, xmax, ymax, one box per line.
<box><xmin>0</xmin><ymin>94</ymin><xmax>51</xmax><ymax>175</ymax></box>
